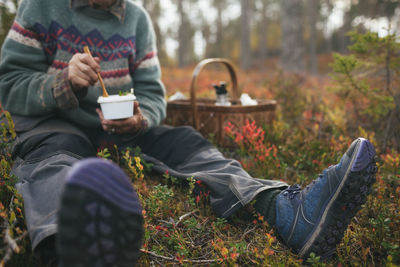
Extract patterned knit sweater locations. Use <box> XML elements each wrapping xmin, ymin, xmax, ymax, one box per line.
<box><xmin>0</xmin><ymin>0</ymin><xmax>166</xmax><ymax>129</ymax></box>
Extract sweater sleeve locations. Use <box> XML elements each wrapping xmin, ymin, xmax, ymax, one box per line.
<box><xmin>0</xmin><ymin>0</ymin><xmax>79</xmax><ymax>116</ymax></box>
<box><xmin>130</xmin><ymin>8</ymin><xmax>166</xmax><ymax>128</ymax></box>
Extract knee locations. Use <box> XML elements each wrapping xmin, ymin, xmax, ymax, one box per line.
<box><xmin>175</xmin><ymin>125</ymin><xmax>199</xmax><ymax>136</ymax></box>
<box><xmin>53</xmin><ymin>134</ymin><xmax>95</xmax><ymax>156</ymax></box>
<box><xmin>172</xmin><ymin>125</ymin><xmax>213</xmax><ymax>148</ymax></box>
<box><xmin>20</xmin><ymin>133</ymin><xmax>95</xmax><ymax>160</ymax></box>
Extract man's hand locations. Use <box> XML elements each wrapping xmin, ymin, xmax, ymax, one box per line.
<box><xmin>96</xmin><ymin>101</ymin><xmax>148</xmax><ymax>134</ymax></box>
<box><xmin>68</xmin><ymin>53</ymin><xmax>101</xmax><ymax>90</ymax></box>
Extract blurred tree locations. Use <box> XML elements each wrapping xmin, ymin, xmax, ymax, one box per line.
<box><xmin>212</xmin><ymin>0</ymin><xmax>230</xmax><ymax>58</ymax></box>
<box><xmin>334</xmin><ymin>0</ymin><xmax>399</xmax><ymax>53</ymax></box>
<box><xmin>199</xmin><ymin>13</ymin><xmax>212</xmax><ymax>58</ymax></box>
<box><xmin>216</xmin><ymin>16</ymin><xmax>241</xmax><ymax>62</ymax></box>
<box><xmin>355</xmin><ymin>0</ymin><xmax>399</xmax><ymax>20</ymax></box>
<box><xmin>331</xmin><ymin>31</ymin><xmax>400</xmax><ymax>149</ymax></box>
<box><xmin>173</xmin><ymin>0</ymin><xmax>196</xmax><ymax>67</ymax></box>
<box><xmin>0</xmin><ymin>0</ymin><xmax>18</xmax><ymax>52</ymax></box>
<box><xmin>140</xmin><ymin>0</ymin><xmax>168</xmax><ymax>63</ymax></box>
<box><xmin>281</xmin><ymin>0</ymin><xmax>305</xmax><ymax>72</ymax></box>
<box><xmin>176</xmin><ymin>0</ymin><xmax>187</xmax><ymax>67</ymax></box>
<box><xmin>256</xmin><ymin>0</ymin><xmax>269</xmax><ymax>64</ymax></box>
<box><xmin>240</xmin><ymin>0</ymin><xmax>252</xmax><ymax>70</ymax></box>
<box><xmin>201</xmin><ymin>0</ymin><xmax>241</xmax><ymax>60</ymax></box>
<box><xmin>337</xmin><ymin>0</ymin><xmax>355</xmax><ymax>52</ymax></box>
<box><xmin>307</xmin><ymin>0</ymin><xmax>318</xmax><ymax>75</ymax></box>
<box><xmin>321</xmin><ymin>0</ymin><xmax>333</xmax><ymax>53</ymax></box>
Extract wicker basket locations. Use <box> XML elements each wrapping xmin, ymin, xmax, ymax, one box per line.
<box><xmin>165</xmin><ymin>58</ymin><xmax>277</xmax><ymax>147</ymax></box>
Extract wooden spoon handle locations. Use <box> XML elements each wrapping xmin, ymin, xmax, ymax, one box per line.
<box><xmin>83</xmin><ymin>46</ymin><xmax>109</xmax><ymax>97</ymax></box>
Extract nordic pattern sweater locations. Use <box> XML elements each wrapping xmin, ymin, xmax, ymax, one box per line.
<box><xmin>0</xmin><ymin>0</ymin><xmax>166</xmax><ymax>129</ymax></box>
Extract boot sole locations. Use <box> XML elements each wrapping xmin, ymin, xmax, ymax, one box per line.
<box><xmin>299</xmin><ymin>138</ymin><xmax>377</xmax><ymax>259</ymax></box>
<box><xmin>57</xmin><ymin>159</ymin><xmax>144</xmax><ymax>267</ymax></box>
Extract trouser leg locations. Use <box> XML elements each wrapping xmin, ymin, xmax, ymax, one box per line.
<box><xmin>12</xmin><ymin>132</ymin><xmax>96</xmax><ymax>250</ymax></box>
<box><xmin>129</xmin><ymin>125</ymin><xmax>288</xmax><ymax>218</ymax></box>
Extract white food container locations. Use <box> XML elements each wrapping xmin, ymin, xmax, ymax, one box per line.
<box><xmin>97</xmin><ymin>94</ymin><xmax>136</xmax><ymax>120</ymax></box>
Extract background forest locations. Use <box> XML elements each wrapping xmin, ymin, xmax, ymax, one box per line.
<box><xmin>0</xmin><ymin>0</ymin><xmax>399</xmax><ymax>266</ymax></box>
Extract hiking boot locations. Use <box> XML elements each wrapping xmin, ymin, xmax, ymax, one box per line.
<box><xmin>275</xmin><ymin>138</ymin><xmax>377</xmax><ymax>260</ymax></box>
<box><xmin>57</xmin><ymin>158</ymin><xmax>144</xmax><ymax>267</ymax></box>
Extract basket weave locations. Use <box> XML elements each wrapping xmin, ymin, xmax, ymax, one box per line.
<box><xmin>165</xmin><ymin>58</ymin><xmax>277</xmax><ymax>146</ymax></box>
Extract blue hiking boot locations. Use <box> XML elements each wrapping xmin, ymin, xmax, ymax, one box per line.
<box><xmin>57</xmin><ymin>158</ymin><xmax>144</xmax><ymax>267</ymax></box>
<box><xmin>275</xmin><ymin>138</ymin><xmax>377</xmax><ymax>260</ymax></box>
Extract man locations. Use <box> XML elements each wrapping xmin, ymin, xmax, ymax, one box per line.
<box><xmin>0</xmin><ymin>0</ymin><xmax>377</xmax><ymax>266</ymax></box>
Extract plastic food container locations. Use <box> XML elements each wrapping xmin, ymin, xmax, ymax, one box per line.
<box><xmin>97</xmin><ymin>94</ymin><xmax>136</xmax><ymax>120</ymax></box>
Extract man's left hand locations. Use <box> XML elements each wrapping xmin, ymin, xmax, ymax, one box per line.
<box><xmin>96</xmin><ymin>101</ymin><xmax>147</xmax><ymax>134</ymax></box>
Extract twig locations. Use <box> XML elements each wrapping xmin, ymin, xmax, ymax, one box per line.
<box><xmin>241</xmin><ymin>226</ymin><xmax>257</xmax><ymax>241</ymax></box>
<box><xmin>176</xmin><ymin>209</ymin><xmax>198</xmax><ymax>226</ymax></box>
<box><xmin>368</xmin><ymin>248</ymin><xmax>375</xmax><ymax>267</ymax></box>
<box><xmin>14</xmin><ymin>231</ymin><xmax>28</xmax><ymax>242</ymax></box>
<box><xmin>159</xmin><ymin>209</ymin><xmax>199</xmax><ymax>227</ymax></box>
<box><xmin>152</xmin><ymin>258</ymin><xmax>166</xmax><ymax>267</ymax></box>
<box><xmin>140</xmin><ymin>249</ymin><xmax>220</xmax><ymax>264</ymax></box>
<box><xmin>0</xmin><ymin>221</ymin><xmax>27</xmax><ymax>267</ymax></box>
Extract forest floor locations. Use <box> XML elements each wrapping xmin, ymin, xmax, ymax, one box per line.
<box><xmin>0</xmin><ymin>60</ymin><xmax>399</xmax><ymax>266</ymax></box>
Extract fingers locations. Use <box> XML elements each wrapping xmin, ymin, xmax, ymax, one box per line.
<box><xmin>96</xmin><ymin>108</ymin><xmax>113</xmax><ymax>132</ymax></box>
<box><xmin>100</xmin><ymin>116</ymin><xmax>141</xmax><ymax>134</ymax></box>
<box><xmin>96</xmin><ymin>108</ymin><xmax>111</xmax><ymax>132</ymax></box>
<box><xmin>134</xmin><ymin>101</ymin><xmax>139</xmax><ymax>113</ymax></box>
<box><xmin>96</xmin><ymin>102</ymin><xmax>146</xmax><ymax>134</ymax></box>
<box><xmin>104</xmin><ymin>114</ymin><xmax>143</xmax><ymax>134</ymax></box>
<box><xmin>96</xmin><ymin>108</ymin><xmax>104</xmax><ymax>121</ymax></box>
<box><xmin>68</xmin><ymin>53</ymin><xmax>101</xmax><ymax>90</ymax></box>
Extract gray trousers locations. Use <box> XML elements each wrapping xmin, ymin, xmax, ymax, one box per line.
<box><xmin>9</xmin><ymin>115</ymin><xmax>288</xmax><ymax>250</ymax></box>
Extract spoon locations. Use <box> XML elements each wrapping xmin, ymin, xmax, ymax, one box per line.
<box><xmin>83</xmin><ymin>46</ymin><xmax>109</xmax><ymax>97</ymax></box>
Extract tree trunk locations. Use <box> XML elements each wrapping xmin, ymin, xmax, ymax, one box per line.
<box><xmin>240</xmin><ymin>0</ymin><xmax>252</xmax><ymax>70</ymax></box>
<box><xmin>308</xmin><ymin>0</ymin><xmax>318</xmax><ymax>75</ymax></box>
<box><xmin>338</xmin><ymin>0</ymin><xmax>354</xmax><ymax>53</ymax></box>
<box><xmin>201</xmin><ymin>18</ymin><xmax>212</xmax><ymax>58</ymax></box>
<box><xmin>339</xmin><ymin>14</ymin><xmax>351</xmax><ymax>53</ymax></box>
<box><xmin>215</xmin><ymin>0</ymin><xmax>224</xmax><ymax>58</ymax></box>
<box><xmin>177</xmin><ymin>0</ymin><xmax>188</xmax><ymax>67</ymax></box>
<box><xmin>258</xmin><ymin>0</ymin><xmax>268</xmax><ymax>64</ymax></box>
<box><xmin>141</xmin><ymin>1</ymin><xmax>166</xmax><ymax>62</ymax></box>
<box><xmin>281</xmin><ymin>0</ymin><xmax>305</xmax><ymax>72</ymax></box>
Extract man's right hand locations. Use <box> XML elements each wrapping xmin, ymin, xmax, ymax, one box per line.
<box><xmin>68</xmin><ymin>53</ymin><xmax>101</xmax><ymax>90</ymax></box>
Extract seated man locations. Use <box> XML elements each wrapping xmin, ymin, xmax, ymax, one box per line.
<box><xmin>0</xmin><ymin>0</ymin><xmax>377</xmax><ymax>266</ymax></box>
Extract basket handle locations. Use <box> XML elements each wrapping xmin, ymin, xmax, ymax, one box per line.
<box><xmin>190</xmin><ymin>58</ymin><xmax>239</xmax><ymax>130</ymax></box>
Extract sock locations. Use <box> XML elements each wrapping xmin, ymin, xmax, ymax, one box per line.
<box><xmin>254</xmin><ymin>189</ymin><xmax>282</xmax><ymax>227</ymax></box>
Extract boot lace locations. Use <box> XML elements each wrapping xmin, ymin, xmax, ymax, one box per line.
<box><xmin>282</xmin><ymin>184</ymin><xmax>302</xmax><ymax>199</ymax></box>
